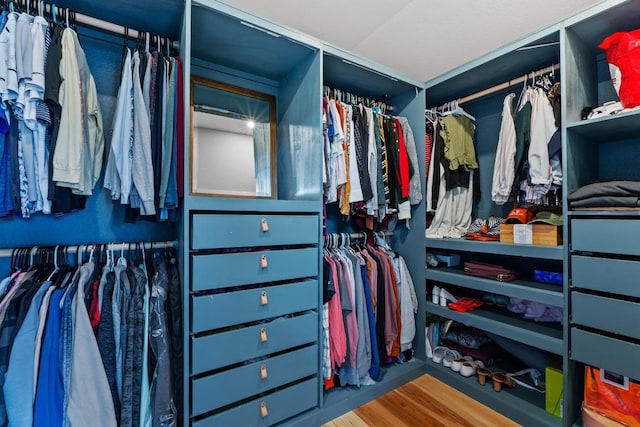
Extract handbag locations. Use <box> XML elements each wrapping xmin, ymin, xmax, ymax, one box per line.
<box><xmin>463</xmin><ymin>261</ymin><xmax>518</xmax><ymax>282</ymax></box>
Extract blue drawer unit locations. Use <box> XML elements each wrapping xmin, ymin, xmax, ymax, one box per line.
<box><xmin>571</xmin><ymin>328</ymin><xmax>640</xmax><ymax>380</ymax></box>
<box><xmin>191</xmin><ymin>280</ymin><xmax>318</xmax><ymax>333</ymax></box>
<box><xmin>191</xmin><ymin>312</ymin><xmax>318</xmax><ymax>374</ymax></box>
<box><xmin>191</xmin><ymin>213</ymin><xmax>318</xmax><ymax>249</ymax></box>
<box><xmin>571</xmin><ymin>255</ymin><xmax>640</xmax><ymax>298</ymax></box>
<box><xmin>191</xmin><ymin>345</ymin><xmax>318</xmax><ymax>416</ymax></box>
<box><xmin>191</xmin><ymin>248</ymin><xmax>318</xmax><ymax>291</ymax></box>
<box><xmin>192</xmin><ymin>378</ymin><xmax>318</xmax><ymax>427</ymax></box>
<box><xmin>571</xmin><ymin>219</ymin><xmax>640</xmax><ymax>256</ymax></box>
<box><xmin>572</xmin><ymin>292</ymin><xmax>640</xmax><ymax>340</ymax></box>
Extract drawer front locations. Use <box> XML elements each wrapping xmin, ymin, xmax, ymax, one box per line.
<box><xmin>192</xmin><ymin>280</ymin><xmax>317</xmax><ymax>333</ymax></box>
<box><xmin>192</xmin><ymin>378</ymin><xmax>317</xmax><ymax>427</ymax></box>
<box><xmin>572</xmin><ymin>219</ymin><xmax>640</xmax><ymax>255</ymax></box>
<box><xmin>191</xmin><ymin>345</ymin><xmax>317</xmax><ymax>416</ymax></box>
<box><xmin>572</xmin><ymin>329</ymin><xmax>640</xmax><ymax>380</ymax></box>
<box><xmin>191</xmin><ymin>248</ymin><xmax>318</xmax><ymax>291</ymax></box>
<box><xmin>573</xmin><ymin>292</ymin><xmax>640</xmax><ymax>340</ymax></box>
<box><xmin>572</xmin><ymin>255</ymin><xmax>640</xmax><ymax>298</ymax></box>
<box><xmin>192</xmin><ymin>214</ymin><xmax>318</xmax><ymax>250</ymax></box>
<box><xmin>191</xmin><ymin>312</ymin><xmax>317</xmax><ymax>374</ymax></box>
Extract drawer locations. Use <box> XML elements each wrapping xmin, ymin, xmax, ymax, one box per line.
<box><xmin>572</xmin><ymin>219</ymin><xmax>640</xmax><ymax>256</ymax></box>
<box><xmin>192</xmin><ymin>214</ymin><xmax>318</xmax><ymax>250</ymax></box>
<box><xmin>572</xmin><ymin>328</ymin><xmax>640</xmax><ymax>380</ymax></box>
<box><xmin>191</xmin><ymin>312</ymin><xmax>317</xmax><ymax>374</ymax></box>
<box><xmin>573</xmin><ymin>292</ymin><xmax>640</xmax><ymax>340</ymax></box>
<box><xmin>192</xmin><ymin>280</ymin><xmax>317</xmax><ymax>333</ymax></box>
<box><xmin>572</xmin><ymin>255</ymin><xmax>640</xmax><ymax>298</ymax></box>
<box><xmin>192</xmin><ymin>378</ymin><xmax>317</xmax><ymax>427</ymax></box>
<box><xmin>191</xmin><ymin>248</ymin><xmax>318</xmax><ymax>291</ymax></box>
<box><xmin>191</xmin><ymin>345</ymin><xmax>317</xmax><ymax>416</ymax></box>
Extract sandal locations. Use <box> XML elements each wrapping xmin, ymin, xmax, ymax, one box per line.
<box><xmin>491</xmin><ymin>372</ymin><xmax>517</xmax><ymax>392</ymax></box>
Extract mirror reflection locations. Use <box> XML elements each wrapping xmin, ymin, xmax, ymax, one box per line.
<box><xmin>191</xmin><ymin>77</ymin><xmax>276</xmax><ymax>198</ymax></box>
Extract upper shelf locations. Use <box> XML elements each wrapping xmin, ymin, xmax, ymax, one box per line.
<box><xmin>565</xmin><ymin>0</ymin><xmax>640</xmax><ymax>53</ymax></box>
<box><xmin>191</xmin><ymin>0</ymin><xmax>319</xmax><ymax>82</ymax></box>
<box><xmin>322</xmin><ymin>46</ymin><xmax>423</xmax><ymax>100</ymax></box>
<box><xmin>425</xmin><ymin>238</ymin><xmax>564</xmax><ymax>260</ymax></box>
<box><xmin>566</xmin><ymin>109</ymin><xmax>640</xmax><ymax>140</ymax></box>
<box><xmin>56</xmin><ymin>0</ymin><xmax>183</xmax><ymax>39</ymax></box>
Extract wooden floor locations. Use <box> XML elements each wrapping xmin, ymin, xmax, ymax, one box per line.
<box><xmin>323</xmin><ymin>374</ymin><xmax>520</xmax><ymax>427</ymax></box>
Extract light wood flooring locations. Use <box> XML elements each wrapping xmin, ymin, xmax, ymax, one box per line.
<box><xmin>323</xmin><ymin>374</ymin><xmax>520</xmax><ymax>427</ymax></box>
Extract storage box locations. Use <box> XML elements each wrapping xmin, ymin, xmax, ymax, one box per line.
<box><xmin>546</xmin><ymin>359</ymin><xmax>563</xmax><ymax>418</ymax></box>
<box><xmin>500</xmin><ymin>224</ymin><xmax>562</xmax><ymax>246</ymax></box>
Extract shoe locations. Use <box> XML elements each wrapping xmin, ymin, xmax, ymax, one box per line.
<box><xmin>431</xmin><ymin>285</ymin><xmax>441</xmax><ymax>305</ymax></box>
<box><xmin>448</xmin><ymin>297</ymin><xmax>484</xmax><ymax>312</ymax></box>
<box><xmin>459</xmin><ymin>360</ymin><xmax>484</xmax><ymax>377</ymax></box>
<box><xmin>439</xmin><ymin>288</ymin><xmax>457</xmax><ymax>307</ymax></box>
<box><xmin>431</xmin><ymin>346</ymin><xmax>449</xmax><ymax>364</ymax></box>
<box><xmin>442</xmin><ymin>349</ymin><xmax>462</xmax><ymax>368</ymax></box>
<box><xmin>450</xmin><ymin>356</ymin><xmax>472</xmax><ymax>372</ymax></box>
<box><xmin>491</xmin><ymin>372</ymin><xmax>516</xmax><ymax>392</ymax></box>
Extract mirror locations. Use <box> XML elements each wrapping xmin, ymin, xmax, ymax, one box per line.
<box><xmin>190</xmin><ymin>76</ymin><xmax>276</xmax><ymax>198</ymax></box>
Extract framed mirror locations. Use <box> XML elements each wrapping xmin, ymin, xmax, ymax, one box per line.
<box><xmin>190</xmin><ymin>76</ymin><xmax>277</xmax><ymax>198</ymax></box>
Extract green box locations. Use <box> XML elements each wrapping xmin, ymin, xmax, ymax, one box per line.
<box><xmin>545</xmin><ymin>359</ymin><xmax>563</xmax><ymax>417</ymax></box>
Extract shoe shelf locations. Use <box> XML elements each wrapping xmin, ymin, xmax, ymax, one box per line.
<box><xmin>426</xmin><ymin>302</ymin><xmax>564</xmax><ymax>355</ymax></box>
<box><xmin>426</xmin><ymin>267</ymin><xmax>564</xmax><ymax>307</ymax></box>
<box><xmin>565</xmin><ymin>109</ymin><xmax>640</xmax><ymax>140</ymax></box>
<box><xmin>425</xmin><ymin>238</ymin><xmax>563</xmax><ymax>260</ymax></box>
<box><xmin>423</xmin><ymin>361</ymin><xmax>562</xmax><ymax>427</ymax></box>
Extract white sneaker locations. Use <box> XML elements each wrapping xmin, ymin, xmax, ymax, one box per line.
<box><xmin>460</xmin><ymin>360</ymin><xmax>485</xmax><ymax>377</ymax></box>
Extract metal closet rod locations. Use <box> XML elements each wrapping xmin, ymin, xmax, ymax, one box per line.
<box><xmin>11</xmin><ymin>0</ymin><xmax>179</xmax><ymax>50</ymax></box>
<box><xmin>438</xmin><ymin>63</ymin><xmax>560</xmax><ymax>109</ymax></box>
<box><xmin>0</xmin><ymin>240</ymin><xmax>178</xmax><ymax>258</ymax></box>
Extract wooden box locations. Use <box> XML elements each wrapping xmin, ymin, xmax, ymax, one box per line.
<box><xmin>500</xmin><ymin>224</ymin><xmax>562</xmax><ymax>246</ymax></box>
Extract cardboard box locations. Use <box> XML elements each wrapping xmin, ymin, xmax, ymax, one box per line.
<box><xmin>500</xmin><ymin>224</ymin><xmax>562</xmax><ymax>246</ymax></box>
<box><xmin>546</xmin><ymin>359</ymin><xmax>563</xmax><ymax>418</ymax></box>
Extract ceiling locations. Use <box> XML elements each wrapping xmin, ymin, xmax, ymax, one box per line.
<box><xmin>222</xmin><ymin>0</ymin><xmax>607</xmax><ymax>83</ymax></box>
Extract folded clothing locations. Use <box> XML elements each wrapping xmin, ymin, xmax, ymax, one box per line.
<box><xmin>568</xmin><ymin>181</ymin><xmax>640</xmax><ymax>209</ymax></box>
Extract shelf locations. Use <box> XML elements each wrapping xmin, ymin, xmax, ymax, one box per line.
<box><xmin>426</xmin><ymin>268</ymin><xmax>564</xmax><ymax>307</ymax></box>
<box><xmin>425</xmin><ymin>238</ymin><xmax>563</xmax><ymax>260</ymax></box>
<box><xmin>425</xmin><ymin>302</ymin><xmax>564</xmax><ymax>355</ymax></box>
<box><xmin>423</xmin><ymin>362</ymin><xmax>562</xmax><ymax>427</ymax></box>
<box><xmin>566</xmin><ymin>110</ymin><xmax>640</xmax><ymax>140</ymax></box>
<box><xmin>569</xmin><ymin>210</ymin><xmax>640</xmax><ymax>217</ymax></box>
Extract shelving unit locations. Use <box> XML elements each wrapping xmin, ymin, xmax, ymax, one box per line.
<box><xmin>425</xmin><ymin>22</ymin><xmax>568</xmax><ymax>426</ymax></box>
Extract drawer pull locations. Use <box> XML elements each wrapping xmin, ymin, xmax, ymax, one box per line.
<box><xmin>260</xmin><ymin>327</ymin><xmax>268</xmax><ymax>342</ymax></box>
<box><xmin>260</xmin><ymin>401</ymin><xmax>268</xmax><ymax>417</ymax></box>
<box><xmin>260</xmin><ymin>291</ymin><xmax>268</xmax><ymax>305</ymax></box>
<box><xmin>260</xmin><ymin>363</ymin><xmax>268</xmax><ymax>379</ymax></box>
<box><xmin>261</xmin><ymin>218</ymin><xmax>269</xmax><ymax>232</ymax></box>
<box><xmin>260</xmin><ymin>255</ymin><xmax>268</xmax><ymax>269</ymax></box>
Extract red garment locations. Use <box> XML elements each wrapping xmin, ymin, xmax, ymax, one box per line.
<box><xmin>425</xmin><ymin>122</ymin><xmax>433</xmax><ymax>182</ymax></box>
<box><xmin>175</xmin><ymin>56</ymin><xmax>185</xmax><ymax>198</ymax></box>
<box><xmin>325</xmin><ymin>256</ymin><xmax>347</xmax><ymax>369</ymax></box>
<box><xmin>395</xmin><ymin>118</ymin><xmax>410</xmax><ymax>199</ymax></box>
<box><xmin>88</xmin><ymin>278</ymin><xmax>101</xmax><ymax>332</ymax></box>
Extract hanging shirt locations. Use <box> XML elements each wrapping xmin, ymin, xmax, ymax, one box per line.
<box><xmin>492</xmin><ymin>93</ymin><xmax>517</xmax><ymax>205</ymax></box>
<box><xmin>104</xmin><ymin>48</ymin><xmax>133</xmax><ymax>203</ymax></box>
<box><xmin>53</xmin><ymin>28</ymin><xmax>105</xmax><ymax>196</ymax></box>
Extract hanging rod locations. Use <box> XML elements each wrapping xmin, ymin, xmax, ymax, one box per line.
<box><xmin>323</xmin><ymin>85</ymin><xmax>394</xmax><ymax>113</ymax></box>
<box><xmin>32</xmin><ymin>2</ymin><xmax>181</xmax><ymax>50</ymax></box>
<box><xmin>435</xmin><ymin>64</ymin><xmax>560</xmax><ymax>109</ymax></box>
<box><xmin>0</xmin><ymin>240</ymin><xmax>178</xmax><ymax>258</ymax></box>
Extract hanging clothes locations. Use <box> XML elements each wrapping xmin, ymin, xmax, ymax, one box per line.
<box><xmin>0</xmin><ymin>245</ymin><xmax>181</xmax><ymax>427</ymax></box>
<box><xmin>491</xmin><ymin>93</ymin><xmax>517</xmax><ymax>205</ymax></box>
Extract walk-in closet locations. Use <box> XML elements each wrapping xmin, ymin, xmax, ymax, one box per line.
<box><xmin>0</xmin><ymin>0</ymin><xmax>638</xmax><ymax>426</ymax></box>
